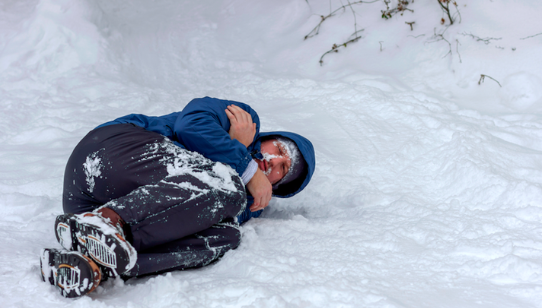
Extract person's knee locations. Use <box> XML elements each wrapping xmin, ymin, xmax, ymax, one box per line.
<box><xmin>224</xmin><ymin>225</ymin><xmax>242</xmax><ymax>249</ymax></box>
<box><xmin>211</xmin><ymin>223</ymin><xmax>241</xmax><ymax>250</ymax></box>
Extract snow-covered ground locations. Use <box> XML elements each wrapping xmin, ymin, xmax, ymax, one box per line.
<box><xmin>2</xmin><ymin>0</ymin><xmax>542</xmax><ymax>307</ymax></box>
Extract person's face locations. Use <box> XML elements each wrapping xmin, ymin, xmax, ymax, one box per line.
<box><xmin>255</xmin><ymin>139</ymin><xmax>291</xmax><ymax>185</ymax></box>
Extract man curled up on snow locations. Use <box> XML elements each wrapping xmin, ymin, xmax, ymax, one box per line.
<box><xmin>39</xmin><ymin>97</ymin><xmax>316</xmax><ymax>298</ymax></box>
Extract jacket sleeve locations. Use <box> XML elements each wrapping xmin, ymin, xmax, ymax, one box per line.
<box><xmin>95</xmin><ymin>112</ymin><xmax>180</xmax><ymax>140</ymax></box>
<box><xmin>236</xmin><ymin>196</ymin><xmax>263</xmax><ymax>224</ymax></box>
<box><xmin>174</xmin><ymin>97</ymin><xmax>260</xmax><ymax>175</ymax></box>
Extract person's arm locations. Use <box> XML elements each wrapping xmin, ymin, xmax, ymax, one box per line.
<box><xmin>176</xmin><ymin>97</ymin><xmax>273</xmax><ymax>212</ymax></box>
<box><xmin>225</xmin><ymin>104</ymin><xmax>257</xmax><ymax>147</ymax></box>
<box><xmin>174</xmin><ymin>97</ymin><xmax>260</xmax><ymax>175</ymax></box>
<box><xmin>246</xmin><ymin>168</ymin><xmax>272</xmax><ymax>212</ymax></box>
<box><xmin>225</xmin><ymin>103</ymin><xmax>273</xmax><ymax>211</ymax></box>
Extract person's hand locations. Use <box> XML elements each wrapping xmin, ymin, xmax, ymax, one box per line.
<box><xmin>246</xmin><ymin>168</ymin><xmax>272</xmax><ymax>212</ymax></box>
<box><xmin>225</xmin><ymin>104</ymin><xmax>256</xmax><ymax>148</ymax></box>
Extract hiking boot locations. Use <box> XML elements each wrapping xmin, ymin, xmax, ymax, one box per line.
<box><xmin>54</xmin><ymin>212</ymin><xmax>137</xmax><ymax>276</ymax></box>
<box><xmin>40</xmin><ymin>248</ymin><xmax>102</xmax><ymax>298</ymax></box>
<box><xmin>96</xmin><ymin>207</ymin><xmax>127</xmax><ymax>235</ymax></box>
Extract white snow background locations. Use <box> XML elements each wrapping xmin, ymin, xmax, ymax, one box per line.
<box><xmin>2</xmin><ymin>0</ymin><xmax>542</xmax><ymax>307</ymax></box>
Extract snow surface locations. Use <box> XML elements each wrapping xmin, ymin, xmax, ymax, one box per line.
<box><xmin>2</xmin><ymin>0</ymin><xmax>542</xmax><ymax>307</ymax></box>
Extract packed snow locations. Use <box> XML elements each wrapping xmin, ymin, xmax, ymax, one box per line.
<box><xmin>2</xmin><ymin>0</ymin><xmax>542</xmax><ymax>307</ymax></box>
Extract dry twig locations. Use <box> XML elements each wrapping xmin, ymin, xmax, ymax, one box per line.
<box><xmin>304</xmin><ymin>0</ymin><xmax>379</xmax><ymax>40</ymax></box>
<box><xmin>520</xmin><ymin>33</ymin><xmax>542</xmax><ymax>40</ymax></box>
<box><xmin>456</xmin><ymin>39</ymin><xmax>462</xmax><ymax>63</ymax></box>
<box><xmin>428</xmin><ymin>27</ymin><xmax>453</xmax><ymax>59</ymax></box>
<box><xmin>308</xmin><ymin>0</ymin><xmax>376</xmax><ymax>65</ymax></box>
<box><xmin>407</xmin><ymin>34</ymin><xmax>426</xmax><ymax>39</ymax></box>
<box><xmin>437</xmin><ymin>0</ymin><xmax>461</xmax><ymax>25</ymax></box>
<box><xmin>319</xmin><ymin>30</ymin><xmax>364</xmax><ymax>65</ymax></box>
<box><xmin>478</xmin><ymin>74</ymin><xmax>502</xmax><ymax>87</ymax></box>
<box><xmin>460</xmin><ymin>32</ymin><xmax>501</xmax><ymax>44</ymax></box>
<box><xmin>381</xmin><ymin>0</ymin><xmax>413</xmax><ymax>19</ymax></box>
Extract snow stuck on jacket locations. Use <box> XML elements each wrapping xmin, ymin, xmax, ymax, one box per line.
<box><xmin>2</xmin><ymin>0</ymin><xmax>542</xmax><ymax>307</ymax></box>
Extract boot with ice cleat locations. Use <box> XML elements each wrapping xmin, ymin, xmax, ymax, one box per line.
<box><xmin>54</xmin><ymin>211</ymin><xmax>137</xmax><ymax>277</ymax></box>
<box><xmin>40</xmin><ymin>248</ymin><xmax>102</xmax><ymax>298</ymax></box>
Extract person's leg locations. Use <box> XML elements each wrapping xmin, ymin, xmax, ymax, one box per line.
<box><xmin>63</xmin><ymin>124</ymin><xmax>246</xmax><ymax>236</ymax></box>
<box><xmin>124</xmin><ymin>218</ymin><xmax>241</xmax><ymax>277</ymax></box>
<box><xmin>58</xmin><ymin>123</ymin><xmax>246</xmax><ymax>268</ymax></box>
<box><xmin>104</xmin><ymin>169</ymin><xmax>245</xmax><ymax>252</ymax></box>
<box><xmin>63</xmin><ymin>123</ymin><xmax>171</xmax><ymax>214</ymax></box>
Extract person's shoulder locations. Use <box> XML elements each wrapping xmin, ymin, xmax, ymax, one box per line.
<box><xmin>185</xmin><ymin>97</ymin><xmax>256</xmax><ymax>114</ymax></box>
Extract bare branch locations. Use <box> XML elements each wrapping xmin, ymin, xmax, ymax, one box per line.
<box><xmin>437</xmin><ymin>0</ymin><xmax>462</xmax><ymax>25</ymax></box>
<box><xmin>478</xmin><ymin>74</ymin><xmax>502</xmax><ymax>87</ymax></box>
<box><xmin>319</xmin><ymin>31</ymin><xmax>364</xmax><ymax>66</ymax></box>
<box><xmin>440</xmin><ymin>36</ymin><xmax>452</xmax><ymax>58</ymax></box>
<box><xmin>304</xmin><ymin>0</ymin><xmax>379</xmax><ymax>40</ymax></box>
<box><xmin>460</xmin><ymin>32</ymin><xmax>502</xmax><ymax>44</ymax></box>
<box><xmin>520</xmin><ymin>32</ymin><xmax>542</xmax><ymax>40</ymax></box>
<box><xmin>347</xmin><ymin>0</ymin><xmax>359</xmax><ymax>37</ymax></box>
<box><xmin>427</xmin><ymin>28</ymin><xmax>452</xmax><ymax>59</ymax></box>
<box><xmin>437</xmin><ymin>0</ymin><xmax>454</xmax><ymax>25</ymax></box>
<box><xmin>451</xmin><ymin>1</ymin><xmax>462</xmax><ymax>24</ymax></box>
<box><xmin>456</xmin><ymin>39</ymin><xmax>462</xmax><ymax>63</ymax></box>
<box><xmin>381</xmin><ymin>1</ymin><xmax>413</xmax><ymax>19</ymax></box>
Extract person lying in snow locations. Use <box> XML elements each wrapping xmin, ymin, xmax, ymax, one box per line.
<box><xmin>39</xmin><ymin>96</ymin><xmax>316</xmax><ymax>298</ymax></box>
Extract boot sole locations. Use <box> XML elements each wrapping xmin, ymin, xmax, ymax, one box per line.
<box><xmin>40</xmin><ymin>248</ymin><xmax>102</xmax><ymax>298</ymax></box>
<box><xmin>55</xmin><ymin>213</ymin><xmax>137</xmax><ymax>275</ymax></box>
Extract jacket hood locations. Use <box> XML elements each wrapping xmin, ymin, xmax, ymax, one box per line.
<box><xmin>254</xmin><ymin>131</ymin><xmax>316</xmax><ymax>198</ymax></box>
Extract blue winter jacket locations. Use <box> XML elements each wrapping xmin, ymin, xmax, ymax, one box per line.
<box><xmin>96</xmin><ymin>97</ymin><xmax>316</xmax><ymax>224</ymax></box>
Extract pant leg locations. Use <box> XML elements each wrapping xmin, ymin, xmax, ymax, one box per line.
<box><xmin>63</xmin><ymin>123</ymin><xmax>170</xmax><ymax>214</ymax></box>
<box><xmin>62</xmin><ymin>123</ymin><xmax>247</xmax><ymax>251</ymax></box>
<box><xmin>124</xmin><ymin>218</ymin><xmax>240</xmax><ymax>277</ymax></box>
<box><xmin>106</xmin><ymin>169</ymin><xmax>246</xmax><ymax>252</ymax></box>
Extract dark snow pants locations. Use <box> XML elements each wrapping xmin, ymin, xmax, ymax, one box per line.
<box><xmin>62</xmin><ymin>124</ymin><xmax>246</xmax><ymax>277</ymax></box>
